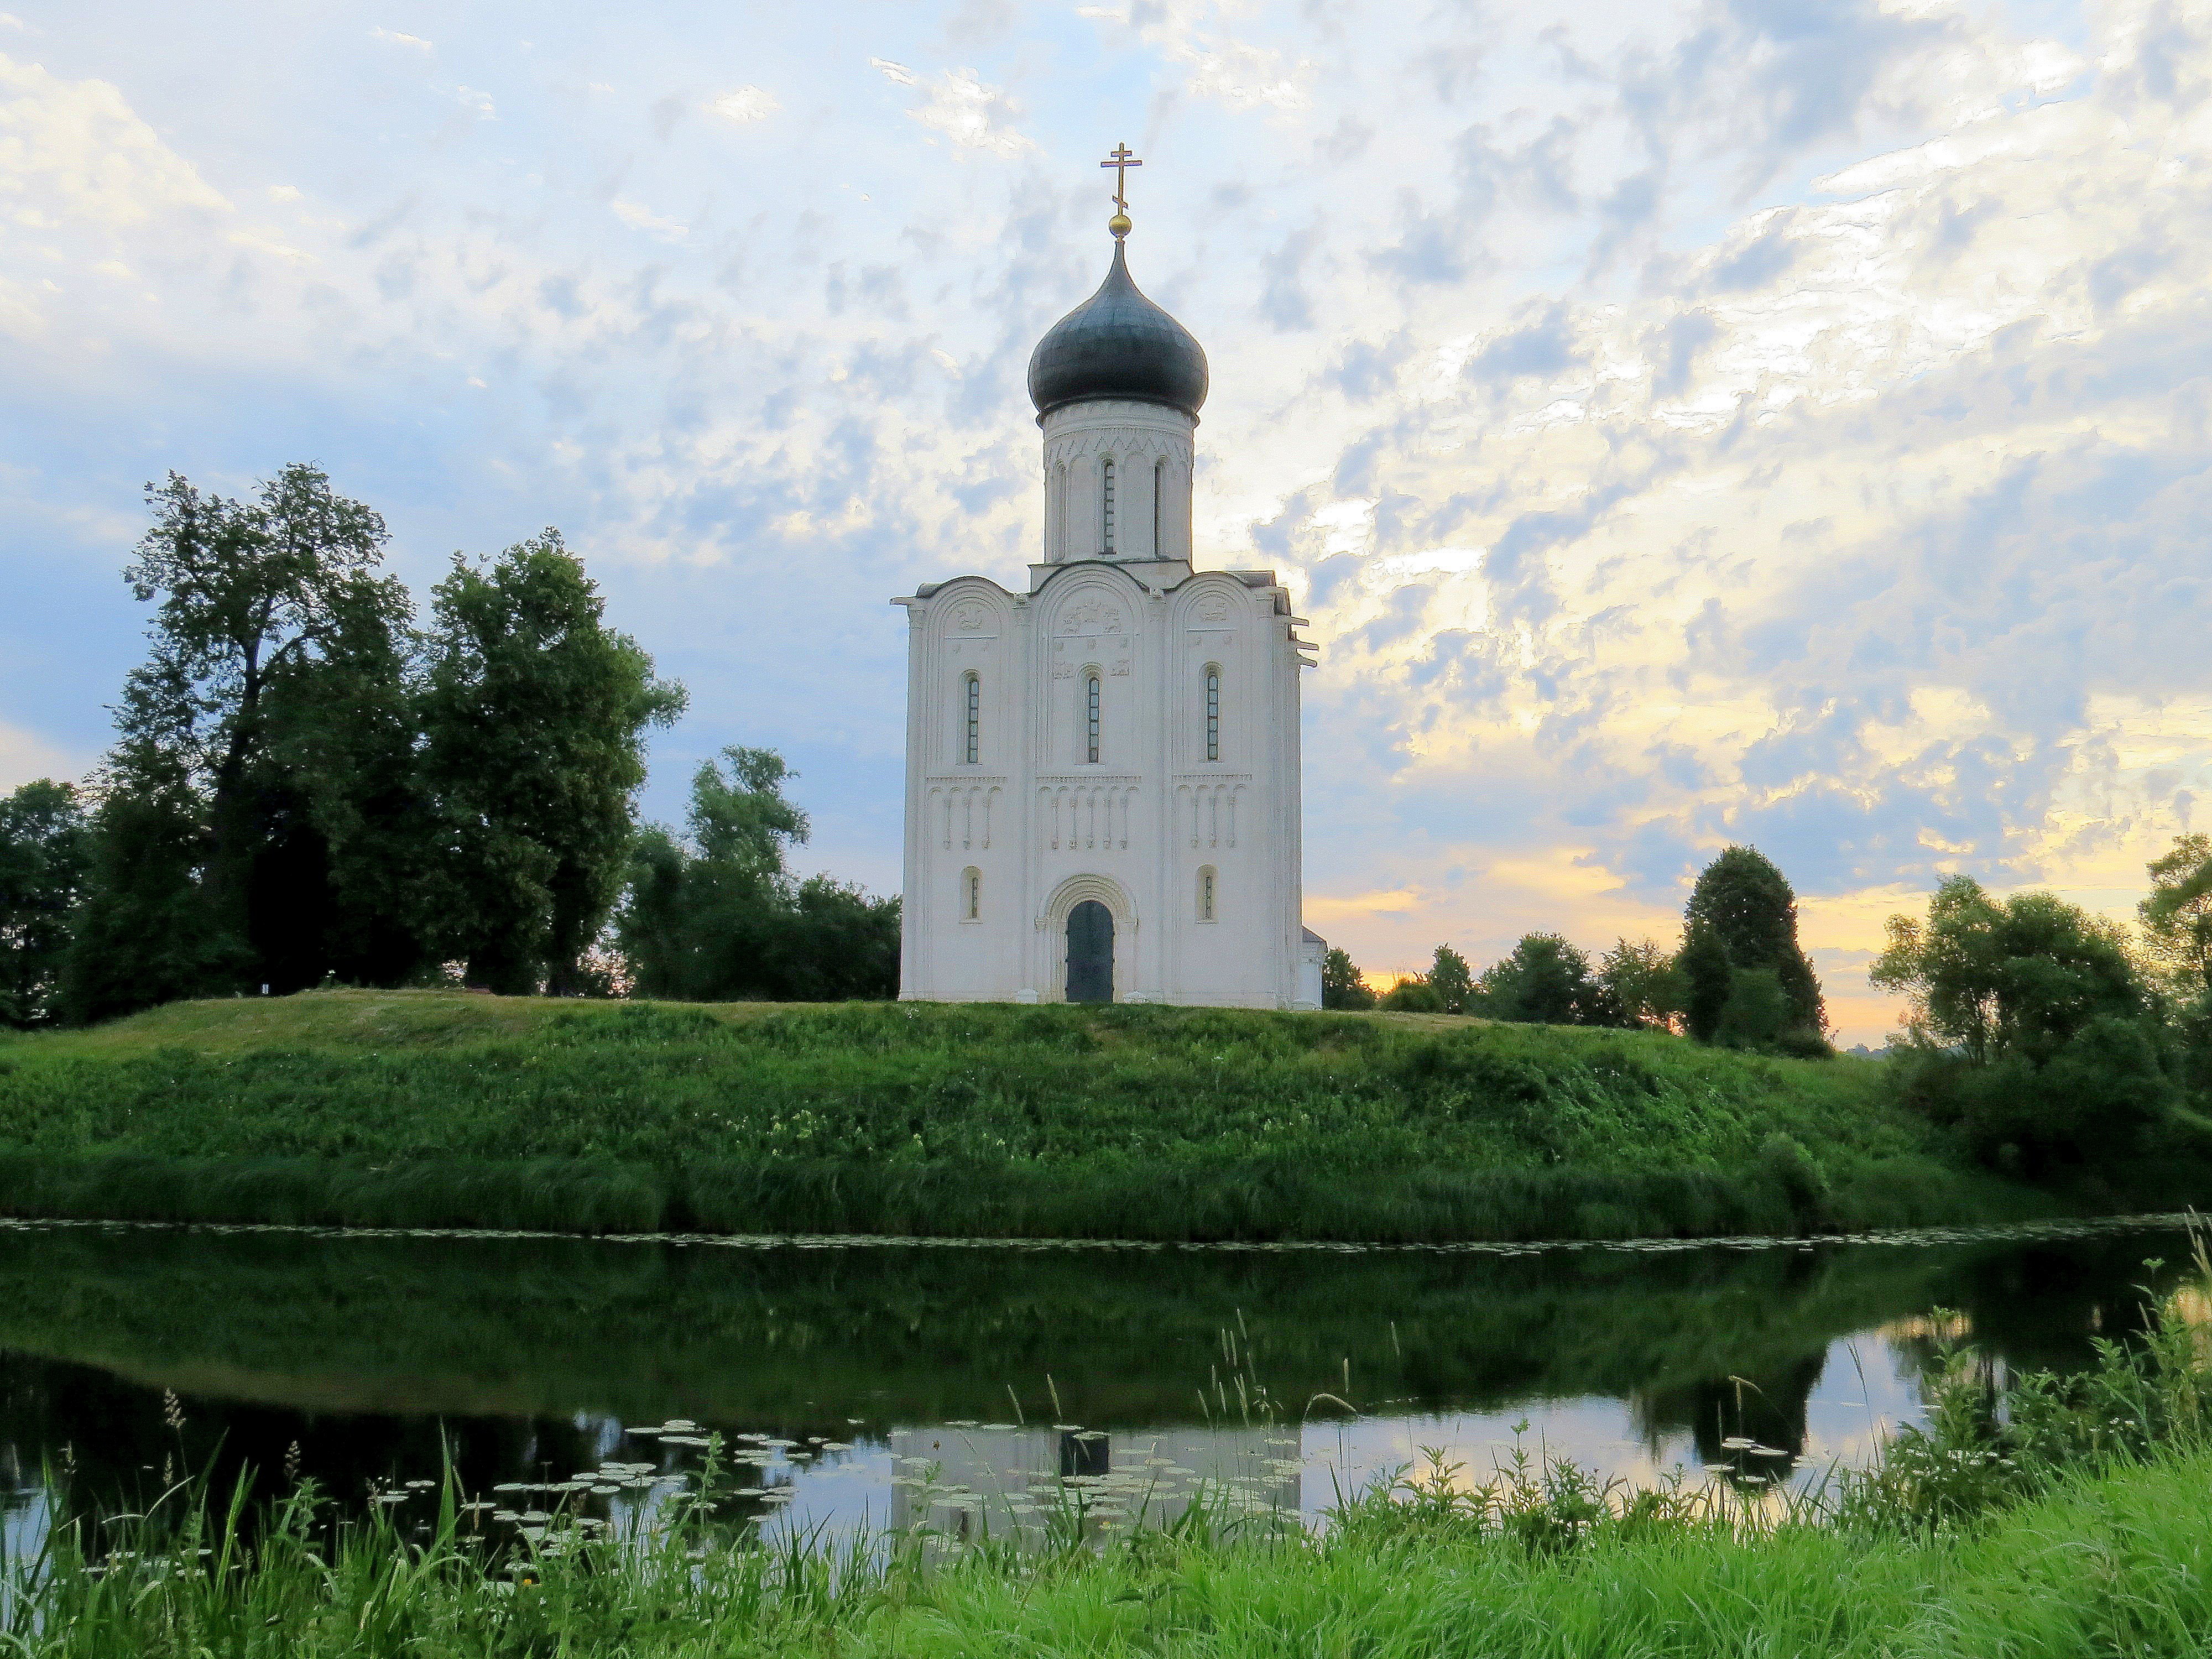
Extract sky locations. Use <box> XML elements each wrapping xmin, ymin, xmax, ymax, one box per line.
<box><xmin>3</xmin><ymin>0</ymin><xmax>2209</xmax><ymax>1042</ymax></box>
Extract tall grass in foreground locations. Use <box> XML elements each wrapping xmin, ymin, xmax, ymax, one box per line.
<box><xmin>9</xmin><ymin>1243</ymin><xmax>2211</xmax><ymax>1657</ymax></box>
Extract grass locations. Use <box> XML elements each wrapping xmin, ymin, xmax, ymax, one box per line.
<box><xmin>0</xmin><ymin>989</ymin><xmax>2083</xmax><ymax>1241</ymax></box>
<box><xmin>11</xmin><ymin>1248</ymin><xmax>2211</xmax><ymax>1658</ymax></box>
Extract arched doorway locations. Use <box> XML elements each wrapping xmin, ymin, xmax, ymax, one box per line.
<box><xmin>1066</xmin><ymin>900</ymin><xmax>1114</xmax><ymax>1003</ymax></box>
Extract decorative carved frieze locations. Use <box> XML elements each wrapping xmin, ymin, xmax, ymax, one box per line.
<box><xmin>926</xmin><ymin>782</ymin><xmax>1003</xmax><ymax>851</ymax></box>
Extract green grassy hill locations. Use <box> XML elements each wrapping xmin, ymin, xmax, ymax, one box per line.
<box><xmin>0</xmin><ymin>990</ymin><xmax>2043</xmax><ymax>1241</ymax></box>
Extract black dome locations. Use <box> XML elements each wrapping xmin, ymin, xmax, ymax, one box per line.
<box><xmin>1027</xmin><ymin>242</ymin><xmax>1208</xmax><ymax>420</ymax></box>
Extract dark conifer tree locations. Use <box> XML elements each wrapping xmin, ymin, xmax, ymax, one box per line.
<box><xmin>1680</xmin><ymin>846</ymin><xmax>1828</xmax><ymax>1050</ymax></box>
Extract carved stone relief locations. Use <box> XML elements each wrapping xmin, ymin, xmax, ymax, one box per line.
<box><xmin>1059</xmin><ymin>598</ymin><xmax>1126</xmax><ymax>635</ymax></box>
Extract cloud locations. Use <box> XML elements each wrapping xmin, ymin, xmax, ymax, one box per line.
<box><xmin>0</xmin><ymin>54</ymin><xmax>230</xmax><ymax>229</ymax></box>
<box><xmin>611</xmin><ymin>199</ymin><xmax>687</xmax><ymax>240</ymax></box>
<box><xmin>710</xmin><ymin>85</ymin><xmax>779</xmax><ymax>124</ymax></box>
<box><xmin>869</xmin><ymin>57</ymin><xmax>917</xmax><ymax>86</ymax></box>
<box><xmin>0</xmin><ymin>721</ymin><xmax>79</xmax><ymax>791</ymax></box>
<box><xmin>368</xmin><ymin>25</ymin><xmax>431</xmax><ymax>51</ymax></box>
<box><xmin>1104</xmin><ymin>4</ymin><xmax>1313</xmax><ymax>110</ymax></box>
<box><xmin>903</xmin><ymin>67</ymin><xmax>1033</xmax><ymax>158</ymax></box>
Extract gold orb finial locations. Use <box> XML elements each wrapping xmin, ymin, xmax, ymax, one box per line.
<box><xmin>1108</xmin><ymin>210</ymin><xmax>1132</xmax><ymax>239</ymax></box>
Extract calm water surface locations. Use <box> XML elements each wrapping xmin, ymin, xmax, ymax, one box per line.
<box><xmin>0</xmin><ymin>1216</ymin><xmax>2198</xmax><ymax>1558</ymax></box>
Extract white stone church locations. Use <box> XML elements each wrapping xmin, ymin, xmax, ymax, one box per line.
<box><xmin>894</xmin><ymin>175</ymin><xmax>1324</xmax><ymax>1008</ymax></box>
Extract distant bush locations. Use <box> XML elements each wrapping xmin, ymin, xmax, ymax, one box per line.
<box><xmin>1470</xmin><ymin>933</ymin><xmax>1626</xmax><ymax>1027</ymax></box>
<box><xmin>1379</xmin><ymin>977</ymin><xmax>1446</xmax><ymax>1013</ymax></box>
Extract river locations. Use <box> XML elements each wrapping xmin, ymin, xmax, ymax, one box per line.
<box><xmin>0</xmin><ymin>1214</ymin><xmax>2199</xmax><ymax>1560</ymax></box>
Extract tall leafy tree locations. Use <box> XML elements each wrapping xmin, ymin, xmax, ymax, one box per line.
<box><xmin>69</xmin><ymin>466</ymin><xmax>422</xmax><ymax>1011</ymax></box>
<box><xmin>420</xmin><ymin>531</ymin><xmax>685</xmax><ymax>994</ymax></box>
<box><xmin>0</xmin><ymin>780</ymin><xmax>91</xmax><ymax>1026</ymax></box>
<box><xmin>1681</xmin><ymin>846</ymin><xmax>1827</xmax><ymax>1048</ymax></box>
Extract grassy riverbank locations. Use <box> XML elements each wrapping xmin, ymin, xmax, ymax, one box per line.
<box><xmin>14</xmin><ymin>1271</ymin><xmax>2212</xmax><ymax>1659</ymax></box>
<box><xmin>0</xmin><ymin>989</ymin><xmax>2076</xmax><ymax>1241</ymax></box>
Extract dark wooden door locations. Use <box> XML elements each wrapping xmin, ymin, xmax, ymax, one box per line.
<box><xmin>1066</xmin><ymin>900</ymin><xmax>1114</xmax><ymax>1004</ymax></box>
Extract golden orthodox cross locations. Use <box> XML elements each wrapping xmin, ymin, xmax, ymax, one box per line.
<box><xmin>1100</xmin><ymin>143</ymin><xmax>1141</xmax><ymax>215</ymax></box>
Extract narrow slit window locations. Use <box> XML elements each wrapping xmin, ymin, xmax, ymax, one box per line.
<box><xmin>1152</xmin><ymin>459</ymin><xmax>1164</xmax><ymax>554</ymax></box>
<box><xmin>963</xmin><ymin>672</ymin><xmax>979</xmax><ymax>764</ymax></box>
<box><xmin>964</xmin><ymin>867</ymin><xmax>981</xmax><ymax>921</ymax></box>
<box><xmin>1198</xmin><ymin>865</ymin><xmax>1217</xmax><ymax>922</ymax></box>
<box><xmin>1086</xmin><ymin>673</ymin><xmax>1101</xmax><ymax>764</ymax></box>
<box><xmin>1102</xmin><ymin>458</ymin><xmax>1117</xmax><ymax>554</ymax></box>
<box><xmin>1204</xmin><ymin>667</ymin><xmax>1220</xmax><ymax>762</ymax></box>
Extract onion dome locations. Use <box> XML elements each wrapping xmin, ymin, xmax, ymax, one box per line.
<box><xmin>1027</xmin><ymin>242</ymin><xmax>1209</xmax><ymax>420</ymax></box>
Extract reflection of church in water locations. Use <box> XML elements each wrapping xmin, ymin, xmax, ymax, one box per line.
<box><xmin>889</xmin><ymin>1422</ymin><xmax>1300</xmax><ymax>1540</ymax></box>
<box><xmin>895</xmin><ymin>148</ymin><xmax>1325</xmax><ymax>1008</ymax></box>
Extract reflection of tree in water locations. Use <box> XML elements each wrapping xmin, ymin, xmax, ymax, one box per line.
<box><xmin>1632</xmin><ymin>1351</ymin><xmax>1828</xmax><ymax>1463</ymax></box>
<box><xmin>0</xmin><ymin>1352</ymin><xmax>608</xmax><ymax>1540</ymax></box>
<box><xmin>1882</xmin><ymin>1238</ymin><xmax>2173</xmax><ymax>1389</ymax></box>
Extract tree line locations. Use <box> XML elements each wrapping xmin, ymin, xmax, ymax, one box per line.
<box><xmin>1322</xmin><ymin>844</ymin><xmax>1833</xmax><ymax>1056</ymax></box>
<box><xmin>1321</xmin><ymin>836</ymin><xmax>2212</xmax><ymax>1180</ymax></box>
<box><xmin>0</xmin><ymin>467</ymin><xmax>896</xmax><ymax>1026</ymax></box>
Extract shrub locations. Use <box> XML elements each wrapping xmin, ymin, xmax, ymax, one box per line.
<box><xmin>1379</xmin><ymin>977</ymin><xmax>1446</xmax><ymax>1013</ymax></box>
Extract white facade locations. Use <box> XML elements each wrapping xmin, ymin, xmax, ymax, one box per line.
<box><xmin>894</xmin><ymin>399</ymin><xmax>1321</xmax><ymax>1008</ymax></box>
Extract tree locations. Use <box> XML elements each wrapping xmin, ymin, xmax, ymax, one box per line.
<box><xmin>61</xmin><ymin>745</ymin><xmax>251</xmax><ymax>1024</ymax></box>
<box><xmin>1321</xmin><ymin>946</ymin><xmax>1376</xmax><ymax>1010</ymax></box>
<box><xmin>1598</xmin><ymin>937</ymin><xmax>1683</xmax><ymax>1032</ymax></box>
<box><xmin>419</xmin><ymin>532</ymin><xmax>685</xmax><ymax>994</ymax></box>
<box><xmin>111</xmin><ymin>466</ymin><xmax>415</xmax><ymax>986</ymax></box>
<box><xmin>1677</xmin><ymin>922</ymin><xmax>1733</xmax><ymax>1044</ymax></box>
<box><xmin>1682</xmin><ymin>847</ymin><xmax>1828</xmax><ymax>1050</ymax></box>
<box><xmin>774</xmin><ymin>876</ymin><xmax>901</xmax><ymax>1001</ymax></box>
<box><xmin>1871</xmin><ymin>875</ymin><xmax>2174</xmax><ymax>1170</ymax></box>
<box><xmin>0</xmin><ymin>780</ymin><xmax>91</xmax><ymax>1026</ymax></box>
<box><xmin>619</xmin><ymin>747</ymin><xmax>898</xmax><ymax>1001</ymax></box>
<box><xmin>1427</xmin><ymin>945</ymin><xmax>1474</xmax><ymax>1015</ymax></box>
<box><xmin>2141</xmin><ymin>834</ymin><xmax>2212</xmax><ymax>999</ymax></box>
<box><xmin>622</xmin><ymin>747</ymin><xmax>810</xmax><ymax>1000</ymax></box>
<box><xmin>1471</xmin><ymin>933</ymin><xmax>1625</xmax><ymax>1026</ymax></box>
